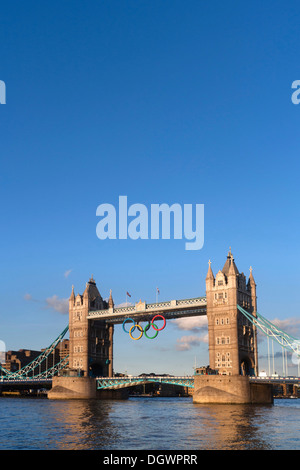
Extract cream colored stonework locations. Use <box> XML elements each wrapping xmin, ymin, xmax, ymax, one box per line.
<box><xmin>206</xmin><ymin>250</ymin><xmax>258</xmax><ymax>376</ymax></box>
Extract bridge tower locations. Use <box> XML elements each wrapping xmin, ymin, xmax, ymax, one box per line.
<box><xmin>205</xmin><ymin>249</ymin><xmax>258</xmax><ymax>376</ymax></box>
<box><xmin>68</xmin><ymin>276</ymin><xmax>114</xmax><ymax>377</ymax></box>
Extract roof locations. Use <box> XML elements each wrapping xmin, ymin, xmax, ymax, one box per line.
<box><xmin>222</xmin><ymin>249</ymin><xmax>239</xmax><ymax>276</ymax></box>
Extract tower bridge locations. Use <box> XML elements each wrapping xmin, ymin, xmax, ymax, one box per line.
<box><xmin>65</xmin><ymin>248</ymin><xmax>259</xmax><ymax>380</ymax></box>
<box><xmin>1</xmin><ymin>249</ymin><xmax>299</xmax><ymax>403</ymax></box>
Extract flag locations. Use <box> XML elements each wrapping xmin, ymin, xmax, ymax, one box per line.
<box><xmin>126</xmin><ymin>292</ymin><xmax>131</xmax><ymax>297</ymax></box>
<box><xmin>156</xmin><ymin>287</ymin><xmax>160</xmax><ymax>294</ymax></box>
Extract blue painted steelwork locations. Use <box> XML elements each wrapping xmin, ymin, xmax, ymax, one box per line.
<box><xmin>237</xmin><ymin>305</ymin><xmax>300</xmax><ymax>357</ymax></box>
<box><xmin>96</xmin><ymin>375</ymin><xmax>195</xmax><ymax>389</ymax></box>
<box><xmin>0</xmin><ymin>326</ymin><xmax>69</xmax><ymax>379</ymax></box>
<box><xmin>96</xmin><ymin>375</ymin><xmax>300</xmax><ymax>390</ymax></box>
<box><xmin>0</xmin><ymin>356</ymin><xmax>69</xmax><ymax>381</ymax></box>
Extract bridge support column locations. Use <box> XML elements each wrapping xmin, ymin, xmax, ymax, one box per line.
<box><xmin>48</xmin><ymin>376</ymin><xmax>128</xmax><ymax>399</ymax></box>
<box><xmin>193</xmin><ymin>375</ymin><xmax>273</xmax><ymax>404</ymax></box>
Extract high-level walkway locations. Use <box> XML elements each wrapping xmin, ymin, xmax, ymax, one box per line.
<box><xmin>87</xmin><ymin>296</ymin><xmax>207</xmax><ymax>323</ymax></box>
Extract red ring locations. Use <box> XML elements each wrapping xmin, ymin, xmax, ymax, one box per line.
<box><xmin>151</xmin><ymin>315</ymin><xmax>166</xmax><ymax>331</ymax></box>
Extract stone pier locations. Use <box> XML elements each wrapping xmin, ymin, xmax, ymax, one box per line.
<box><xmin>47</xmin><ymin>376</ymin><xmax>128</xmax><ymax>400</ymax></box>
<box><xmin>193</xmin><ymin>375</ymin><xmax>273</xmax><ymax>404</ymax></box>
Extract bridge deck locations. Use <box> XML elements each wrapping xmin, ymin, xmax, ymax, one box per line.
<box><xmin>95</xmin><ymin>375</ymin><xmax>300</xmax><ymax>390</ymax></box>
<box><xmin>96</xmin><ymin>375</ymin><xmax>195</xmax><ymax>389</ymax></box>
<box><xmin>87</xmin><ymin>296</ymin><xmax>207</xmax><ymax>323</ymax></box>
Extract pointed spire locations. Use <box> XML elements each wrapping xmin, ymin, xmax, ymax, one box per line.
<box><xmin>108</xmin><ymin>289</ymin><xmax>114</xmax><ymax>308</ymax></box>
<box><xmin>228</xmin><ymin>254</ymin><xmax>239</xmax><ymax>276</ymax></box>
<box><xmin>70</xmin><ymin>284</ymin><xmax>75</xmax><ymax>300</ymax></box>
<box><xmin>206</xmin><ymin>259</ymin><xmax>214</xmax><ymax>280</ymax></box>
<box><xmin>223</xmin><ymin>248</ymin><xmax>239</xmax><ymax>276</ymax></box>
<box><xmin>83</xmin><ymin>280</ymin><xmax>89</xmax><ymax>297</ymax></box>
<box><xmin>249</xmin><ymin>266</ymin><xmax>255</xmax><ymax>285</ymax></box>
<box><xmin>222</xmin><ymin>248</ymin><xmax>232</xmax><ymax>275</ymax></box>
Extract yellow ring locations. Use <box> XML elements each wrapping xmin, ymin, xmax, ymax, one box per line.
<box><xmin>129</xmin><ymin>324</ymin><xmax>143</xmax><ymax>340</ymax></box>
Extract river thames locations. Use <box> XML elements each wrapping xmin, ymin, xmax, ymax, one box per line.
<box><xmin>0</xmin><ymin>396</ymin><xmax>299</xmax><ymax>450</ymax></box>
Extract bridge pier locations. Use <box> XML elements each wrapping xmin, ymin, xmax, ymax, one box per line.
<box><xmin>48</xmin><ymin>376</ymin><xmax>128</xmax><ymax>400</ymax></box>
<box><xmin>193</xmin><ymin>375</ymin><xmax>273</xmax><ymax>404</ymax></box>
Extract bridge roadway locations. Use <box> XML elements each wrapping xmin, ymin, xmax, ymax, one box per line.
<box><xmin>95</xmin><ymin>375</ymin><xmax>300</xmax><ymax>390</ymax></box>
<box><xmin>0</xmin><ymin>377</ymin><xmax>52</xmax><ymax>390</ymax></box>
<box><xmin>87</xmin><ymin>296</ymin><xmax>207</xmax><ymax>323</ymax></box>
<box><xmin>1</xmin><ymin>375</ymin><xmax>300</xmax><ymax>391</ymax></box>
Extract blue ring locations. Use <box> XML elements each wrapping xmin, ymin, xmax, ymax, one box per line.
<box><xmin>122</xmin><ymin>317</ymin><xmax>136</xmax><ymax>334</ymax></box>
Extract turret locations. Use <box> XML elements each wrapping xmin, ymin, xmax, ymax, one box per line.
<box><xmin>227</xmin><ymin>252</ymin><xmax>238</xmax><ymax>289</ymax></box>
<box><xmin>205</xmin><ymin>260</ymin><xmax>215</xmax><ymax>290</ymax></box>
<box><xmin>108</xmin><ymin>289</ymin><xmax>114</xmax><ymax>309</ymax></box>
<box><xmin>69</xmin><ymin>285</ymin><xmax>75</xmax><ymax>309</ymax></box>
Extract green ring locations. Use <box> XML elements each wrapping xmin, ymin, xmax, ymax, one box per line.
<box><xmin>144</xmin><ymin>322</ymin><xmax>159</xmax><ymax>339</ymax></box>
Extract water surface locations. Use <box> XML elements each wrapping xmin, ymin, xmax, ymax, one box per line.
<box><xmin>0</xmin><ymin>397</ymin><xmax>299</xmax><ymax>450</ymax></box>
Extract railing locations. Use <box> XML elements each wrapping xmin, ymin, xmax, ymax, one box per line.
<box><xmin>0</xmin><ymin>377</ymin><xmax>52</xmax><ymax>384</ymax></box>
<box><xmin>96</xmin><ymin>375</ymin><xmax>195</xmax><ymax>389</ymax></box>
<box><xmin>88</xmin><ymin>296</ymin><xmax>207</xmax><ymax>320</ymax></box>
<box><xmin>249</xmin><ymin>376</ymin><xmax>300</xmax><ymax>384</ymax></box>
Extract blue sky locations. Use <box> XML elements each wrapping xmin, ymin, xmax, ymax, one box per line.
<box><xmin>1</xmin><ymin>0</ymin><xmax>300</xmax><ymax>375</ymax></box>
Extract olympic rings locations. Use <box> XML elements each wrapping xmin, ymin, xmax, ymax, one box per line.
<box><xmin>151</xmin><ymin>315</ymin><xmax>166</xmax><ymax>331</ymax></box>
<box><xmin>122</xmin><ymin>318</ymin><xmax>136</xmax><ymax>333</ymax></box>
<box><xmin>129</xmin><ymin>324</ymin><xmax>143</xmax><ymax>340</ymax></box>
<box><xmin>122</xmin><ymin>315</ymin><xmax>166</xmax><ymax>340</ymax></box>
<box><xmin>144</xmin><ymin>322</ymin><xmax>159</xmax><ymax>340</ymax></box>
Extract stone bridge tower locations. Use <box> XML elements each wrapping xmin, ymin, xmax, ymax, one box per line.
<box><xmin>205</xmin><ymin>249</ymin><xmax>258</xmax><ymax>376</ymax></box>
<box><xmin>68</xmin><ymin>276</ymin><xmax>114</xmax><ymax>377</ymax></box>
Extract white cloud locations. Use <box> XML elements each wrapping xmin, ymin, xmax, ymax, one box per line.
<box><xmin>64</xmin><ymin>269</ymin><xmax>72</xmax><ymax>278</ymax></box>
<box><xmin>176</xmin><ymin>333</ymin><xmax>208</xmax><ymax>351</ymax></box>
<box><xmin>45</xmin><ymin>295</ymin><xmax>69</xmax><ymax>315</ymax></box>
<box><xmin>24</xmin><ymin>293</ymin><xmax>33</xmax><ymax>301</ymax></box>
<box><xmin>24</xmin><ymin>293</ymin><xmax>40</xmax><ymax>303</ymax></box>
<box><xmin>172</xmin><ymin>316</ymin><xmax>208</xmax><ymax>331</ymax></box>
<box><xmin>24</xmin><ymin>291</ymin><xmax>69</xmax><ymax>315</ymax></box>
<box><xmin>171</xmin><ymin>316</ymin><xmax>208</xmax><ymax>351</ymax></box>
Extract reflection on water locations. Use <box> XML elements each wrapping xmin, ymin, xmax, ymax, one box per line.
<box><xmin>0</xmin><ymin>397</ymin><xmax>300</xmax><ymax>450</ymax></box>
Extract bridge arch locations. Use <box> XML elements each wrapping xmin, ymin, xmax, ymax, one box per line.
<box><xmin>240</xmin><ymin>355</ymin><xmax>255</xmax><ymax>376</ymax></box>
<box><xmin>89</xmin><ymin>362</ymin><xmax>104</xmax><ymax>377</ymax></box>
